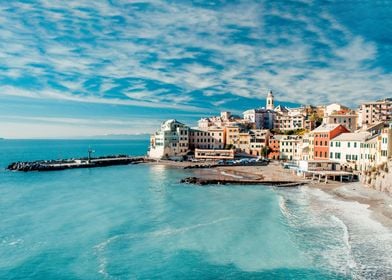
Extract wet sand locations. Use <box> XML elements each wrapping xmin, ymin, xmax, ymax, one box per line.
<box><xmin>318</xmin><ymin>182</ymin><xmax>392</xmax><ymax>228</ymax></box>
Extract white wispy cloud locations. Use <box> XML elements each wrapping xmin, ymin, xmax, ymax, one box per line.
<box><xmin>0</xmin><ymin>115</ymin><xmax>160</xmax><ymax>138</ymax></box>
<box><xmin>0</xmin><ymin>85</ymin><xmax>205</xmax><ymax>112</ymax></box>
<box><xmin>0</xmin><ymin>0</ymin><xmax>390</xmax><ymax>115</ymax></box>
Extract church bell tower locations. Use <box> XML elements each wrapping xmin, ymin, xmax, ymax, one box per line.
<box><xmin>266</xmin><ymin>90</ymin><xmax>274</xmax><ymax>110</ymax></box>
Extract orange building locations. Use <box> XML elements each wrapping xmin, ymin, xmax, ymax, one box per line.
<box><xmin>268</xmin><ymin>135</ymin><xmax>283</xmax><ymax>160</ymax></box>
<box><xmin>312</xmin><ymin>124</ymin><xmax>349</xmax><ymax>160</ymax></box>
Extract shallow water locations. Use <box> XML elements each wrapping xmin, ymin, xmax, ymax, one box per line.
<box><xmin>0</xmin><ymin>140</ymin><xmax>391</xmax><ymax>279</ymax></box>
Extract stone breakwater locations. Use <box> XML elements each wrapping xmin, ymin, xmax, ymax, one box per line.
<box><xmin>180</xmin><ymin>176</ymin><xmax>307</xmax><ymax>187</ymax></box>
<box><xmin>7</xmin><ymin>155</ymin><xmax>146</xmax><ymax>172</ymax></box>
<box><xmin>183</xmin><ymin>161</ymin><xmax>269</xmax><ymax>170</ymax></box>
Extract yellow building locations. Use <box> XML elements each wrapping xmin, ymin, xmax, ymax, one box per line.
<box><xmin>308</xmin><ymin>132</ymin><xmax>315</xmax><ymax>160</ymax></box>
<box><xmin>249</xmin><ymin>129</ymin><xmax>271</xmax><ymax>156</ymax></box>
<box><xmin>189</xmin><ymin>127</ymin><xmax>225</xmax><ymax>150</ymax></box>
<box><xmin>238</xmin><ymin>132</ymin><xmax>251</xmax><ymax>153</ymax></box>
<box><xmin>225</xmin><ymin>126</ymin><xmax>241</xmax><ymax>147</ymax></box>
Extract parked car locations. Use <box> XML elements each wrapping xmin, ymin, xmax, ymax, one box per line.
<box><xmin>237</xmin><ymin>158</ymin><xmax>250</xmax><ymax>164</ymax></box>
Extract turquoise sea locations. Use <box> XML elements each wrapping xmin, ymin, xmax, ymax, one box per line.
<box><xmin>0</xmin><ymin>140</ymin><xmax>391</xmax><ymax>279</ymax></box>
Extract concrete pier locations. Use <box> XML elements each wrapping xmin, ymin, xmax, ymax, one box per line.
<box><xmin>308</xmin><ymin>171</ymin><xmax>356</xmax><ymax>184</ymax></box>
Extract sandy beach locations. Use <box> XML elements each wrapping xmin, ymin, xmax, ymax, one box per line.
<box><xmin>149</xmin><ymin>160</ymin><xmax>392</xmax><ymax>227</ymax></box>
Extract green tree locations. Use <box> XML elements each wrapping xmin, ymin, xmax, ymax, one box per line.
<box><xmin>262</xmin><ymin>146</ymin><xmax>271</xmax><ymax>157</ymax></box>
<box><xmin>310</xmin><ymin>113</ymin><xmax>323</xmax><ymax>127</ymax></box>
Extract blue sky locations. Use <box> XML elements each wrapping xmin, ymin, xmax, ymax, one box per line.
<box><xmin>0</xmin><ymin>0</ymin><xmax>391</xmax><ymax>138</ymax></box>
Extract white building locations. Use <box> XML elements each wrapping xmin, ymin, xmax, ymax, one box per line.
<box><xmin>325</xmin><ymin>103</ymin><xmax>349</xmax><ymax>116</ymax></box>
<box><xmin>329</xmin><ymin>124</ymin><xmax>392</xmax><ymax>172</ymax></box>
<box><xmin>279</xmin><ymin>135</ymin><xmax>301</xmax><ymax>161</ymax></box>
<box><xmin>329</xmin><ymin>132</ymin><xmax>371</xmax><ymax>171</ymax></box>
<box><xmin>148</xmin><ymin>120</ymin><xmax>190</xmax><ymax>159</ymax></box>
<box><xmin>323</xmin><ymin>113</ymin><xmax>358</xmax><ymax>132</ymax></box>
<box><xmin>243</xmin><ymin>109</ymin><xmax>275</xmax><ymax>129</ymax></box>
<box><xmin>274</xmin><ymin>105</ymin><xmax>307</xmax><ymax>131</ymax></box>
<box><xmin>359</xmin><ymin>136</ymin><xmax>378</xmax><ymax>172</ymax></box>
<box><xmin>198</xmin><ymin>111</ymin><xmax>249</xmax><ymax>129</ymax></box>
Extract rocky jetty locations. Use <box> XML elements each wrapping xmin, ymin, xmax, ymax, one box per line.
<box><xmin>7</xmin><ymin>155</ymin><xmax>145</xmax><ymax>172</ymax></box>
<box><xmin>180</xmin><ymin>176</ymin><xmax>306</xmax><ymax>187</ymax></box>
<box><xmin>183</xmin><ymin>164</ymin><xmax>217</xmax><ymax>169</ymax></box>
<box><xmin>183</xmin><ymin>161</ymin><xmax>269</xmax><ymax>169</ymax></box>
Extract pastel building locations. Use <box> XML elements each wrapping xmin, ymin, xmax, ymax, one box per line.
<box><xmin>237</xmin><ymin>132</ymin><xmax>252</xmax><ymax>153</ymax></box>
<box><xmin>359</xmin><ymin>98</ymin><xmax>392</xmax><ymax>127</ymax></box>
<box><xmin>308</xmin><ymin>132</ymin><xmax>315</xmax><ymax>161</ymax></box>
<box><xmin>377</xmin><ymin>125</ymin><xmax>392</xmax><ymax>163</ymax></box>
<box><xmin>225</xmin><ymin>125</ymin><xmax>241</xmax><ymax>148</ymax></box>
<box><xmin>274</xmin><ymin>108</ymin><xmax>307</xmax><ymax>131</ymax></box>
<box><xmin>312</xmin><ymin>123</ymin><xmax>349</xmax><ymax>160</ymax></box>
<box><xmin>248</xmin><ymin>129</ymin><xmax>271</xmax><ymax>156</ymax></box>
<box><xmin>189</xmin><ymin>127</ymin><xmax>225</xmax><ymax>150</ymax></box>
<box><xmin>359</xmin><ymin>136</ymin><xmax>378</xmax><ymax>171</ymax></box>
<box><xmin>323</xmin><ymin>113</ymin><xmax>358</xmax><ymax>132</ymax></box>
<box><xmin>268</xmin><ymin>135</ymin><xmax>283</xmax><ymax>160</ymax></box>
<box><xmin>149</xmin><ymin>119</ymin><xmax>190</xmax><ymax>159</ymax></box>
<box><xmin>299</xmin><ymin>133</ymin><xmax>310</xmax><ymax>161</ymax></box>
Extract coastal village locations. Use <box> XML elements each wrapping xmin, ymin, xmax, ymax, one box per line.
<box><xmin>148</xmin><ymin>92</ymin><xmax>392</xmax><ymax>190</ymax></box>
